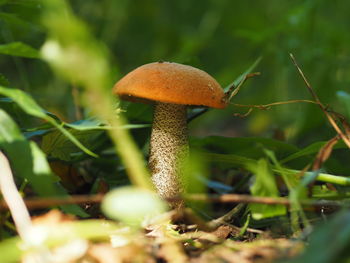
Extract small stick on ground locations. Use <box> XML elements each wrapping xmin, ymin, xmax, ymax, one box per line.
<box><xmin>207</xmin><ymin>203</ymin><xmax>246</xmax><ymax>229</ymax></box>
<box><xmin>0</xmin><ymin>193</ymin><xmax>344</xmax><ymax>211</ymax></box>
<box><xmin>206</xmin><ymin>203</ymin><xmax>264</xmax><ymax>235</ymax></box>
<box><xmin>0</xmin><ymin>194</ymin><xmax>104</xmax><ymax>211</ymax></box>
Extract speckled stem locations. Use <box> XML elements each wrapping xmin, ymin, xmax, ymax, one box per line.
<box><xmin>149</xmin><ymin>102</ymin><xmax>189</xmax><ymax>207</ymax></box>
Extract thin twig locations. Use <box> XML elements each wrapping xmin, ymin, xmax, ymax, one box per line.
<box><xmin>232</xmin><ymin>99</ymin><xmax>318</xmax><ymax>109</ymax></box>
<box><xmin>207</xmin><ymin>203</ymin><xmax>246</xmax><ymax>229</ymax></box>
<box><xmin>0</xmin><ymin>194</ymin><xmax>104</xmax><ymax>211</ymax></box>
<box><xmin>232</xmin><ymin>99</ymin><xmax>318</xmax><ymax>117</ymax></box>
<box><xmin>290</xmin><ymin>53</ymin><xmax>350</xmax><ymax>148</ymax></box>
<box><xmin>0</xmin><ymin>151</ymin><xmax>32</xmax><ymax>238</ymax></box>
<box><xmin>234</xmin><ymin>108</ymin><xmax>253</xmax><ymax>118</ymax></box>
<box><xmin>312</xmin><ymin>135</ymin><xmax>340</xmax><ymax>170</ymax></box>
<box><xmin>0</xmin><ymin>193</ymin><xmax>344</xmax><ymax>211</ymax></box>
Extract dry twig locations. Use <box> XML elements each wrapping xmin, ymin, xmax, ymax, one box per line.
<box><xmin>0</xmin><ymin>193</ymin><xmax>344</xmax><ymax>211</ymax></box>
<box><xmin>290</xmin><ymin>53</ymin><xmax>350</xmax><ymax>149</ymax></box>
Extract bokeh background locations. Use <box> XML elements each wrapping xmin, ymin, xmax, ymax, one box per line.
<box><xmin>1</xmin><ymin>0</ymin><xmax>349</xmax><ymax>147</ymax></box>
<box><xmin>1</xmin><ymin>1</ymin><xmax>350</xmax><ymax>252</ymax></box>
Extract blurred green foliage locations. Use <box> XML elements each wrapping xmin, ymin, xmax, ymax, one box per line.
<box><xmin>0</xmin><ymin>0</ymin><xmax>349</xmax><ymax>144</ymax></box>
<box><xmin>1</xmin><ymin>0</ymin><xmax>350</xmax><ymax>261</ymax></box>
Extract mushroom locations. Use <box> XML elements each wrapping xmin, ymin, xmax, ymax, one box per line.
<box><xmin>113</xmin><ymin>62</ymin><xmax>226</xmax><ymax>207</ymax></box>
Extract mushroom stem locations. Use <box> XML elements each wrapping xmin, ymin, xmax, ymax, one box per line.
<box><xmin>149</xmin><ymin>102</ymin><xmax>189</xmax><ymax>206</ymax></box>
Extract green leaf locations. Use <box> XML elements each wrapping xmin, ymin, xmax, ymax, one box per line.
<box><xmin>203</xmin><ymin>152</ymin><xmax>350</xmax><ymax>186</ymax></box>
<box><xmin>263</xmin><ymin>149</ymin><xmax>299</xmax><ymax>189</ymax></box>
<box><xmin>0</xmin><ymin>86</ymin><xmax>46</xmax><ymax>118</ymax></box>
<box><xmin>287</xmin><ymin>210</ymin><xmax>350</xmax><ymax>263</ymax></box>
<box><xmin>0</xmin><ymin>109</ymin><xmax>57</xmax><ymax>196</ymax></box>
<box><xmin>264</xmin><ymin>148</ymin><xmax>309</xmax><ymax>231</ymax></box>
<box><xmin>0</xmin><ymin>236</ymin><xmax>21</xmax><ymax>263</ymax></box>
<box><xmin>0</xmin><ymin>12</ymin><xmax>34</xmax><ymax>29</ymax></box>
<box><xmin>312</xmin><ymin>185</ymin><xmax>350</xmax><ymax>199</ymax></box>
<box><xmin>280</xmin><ymin>140</ymin><xmax>345</xmax><ymax>164</ymax></box>
<box><xmin>0</xmin><ymin>97</ymin><xmax>42</xmax><ymax>128</ymax></box>
<box><xmin>0</xmin><ymin>118</ymin><xmax>49</xmax><ymax>204</ymax></box>
<box><xmin>195</xmin><ymin>152</ymin><xmax>287</xmax><ymax>219</ymax></box>
<box><xmin>65</xmin><ymin>118</ymin><xmax>150</xmax><ymax>130</ymax></box>
<box><xmin>42</xmin><ymin>128</ymin><xmax>104</xmax><ymax>161</ymax></box>
<box><xmin>248</xmin><ymin>158</ymin><xmax>286</xmax><ymax>220</ymax></box>
<box><xmin>0</xmin><ymin>10</ymin><xmax>40</xmax><ymax>29</ymax></box>
<box><xmin>0</xmin><ymin>109</ymin><xmax>87</xmax><ymax>216</ymax></box>
<box><xmin>0</xmin><ymin>42</ymin><xmax>39</xmax><ymax>58</ymax></box>
<box><xmin>187</xmin><ymin>57</ymin><xmax>263</xmax><ymax>121</ymax></box>
<box><xmin>200</xmin><ymin>152</ymin><xmax>256</xmax><ymax>170</ymax></box>
<box><xmin>224</xmin><ymin>56</ymin><xmax>262</xmax><ymax>92</ymax></box>
<box><xmin>191</xmin><ymin>136</ymin><xmax>299</xmax><ymax>160</ymax></box>
<box><xmin>0</xmin><ymin>86</ymin><xmax>97</xmax><ymax>157</ymax></box>
<box><xmin>183</xmin><ymin>151</ymin><xmax>210</xmax><ymax>209</ymax></box>
<box><xmin>121</xmin><ymin>102</ymin><xmax>153</xmax><ymax>123</ymax></box>
<box><xmin>0</xmin><ymin>108</ymin><xmax>24</xmax><ymax>142</ymax></box>
<box><xmin>0</xmin><ymin>219</ymin><xmax>120</xmax><ymax>263</ymax></box>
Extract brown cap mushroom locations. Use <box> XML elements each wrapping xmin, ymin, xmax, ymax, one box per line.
<box><xmin>113</xmin><ymin>61</ymin><xmax>226</xmax><ymax>207</ymax></box>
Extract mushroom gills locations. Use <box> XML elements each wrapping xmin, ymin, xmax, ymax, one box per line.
<box><xmin>148</xmin><ymin>102</ymin><xmax>189</xmax><ymax>205</ymax></box>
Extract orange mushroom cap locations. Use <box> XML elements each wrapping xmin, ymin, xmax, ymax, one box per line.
<box><xmin>113</xmin><ymin>62</ymin><xmax>227</xmax><ymax>109</ymax></box>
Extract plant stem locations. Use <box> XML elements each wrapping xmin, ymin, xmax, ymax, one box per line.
<box><xmin>0</xmin><ymin>151</ymin><xmax>32</xmax><ymax>239</ymax></box>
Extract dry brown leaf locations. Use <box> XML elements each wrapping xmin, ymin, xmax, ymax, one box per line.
<box><xmin>312</xmin><ymin>135</ymin><xmax>339</xmax><ymax>170</ymax></box>
<box><xmin>210</xmin><ymin>225</ymin><xmax>234</xmax><ymax>240</ymax></box>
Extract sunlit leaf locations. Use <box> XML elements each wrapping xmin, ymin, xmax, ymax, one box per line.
<box><xmin>0</xmin><ymin>218</ymin><xmax>120</xmax><ymax>263</ymax></box>
<box><xmin>0</xmin><ymin>86</ymin><xmax>97</xmax><ymax>157</ymax></box>
<box><xmin>264</xmin><ymin>148</ymin><xmax>309</xmax><ymax>231</ymax></box>
<box><xmin>65</xmin><ymin>118</ymin><xmax>150</xmax><ymax>130</ymax></box>
<box><xmin>102</xmin><ymin>186</ymin><xmax>168</xmax><ymax>226</ymax></box>
<box><xmin>0</xmin><ymin>109</ymin><xmax>88</xmax><ymax>216</ymax></box>
<box><xmin>248</xmin><ymin>158</ymin><xmax>286</xmax><ymax>219</ymax></box>
<box><xmin>40</xmin><ymin>0</ymin><xmax>152</xmax><ymax>189</ymax></box>
<box><xmin>0</xmin><ymin>236</ymin><xmax>20</xmax><ymax>263</ymax></box>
